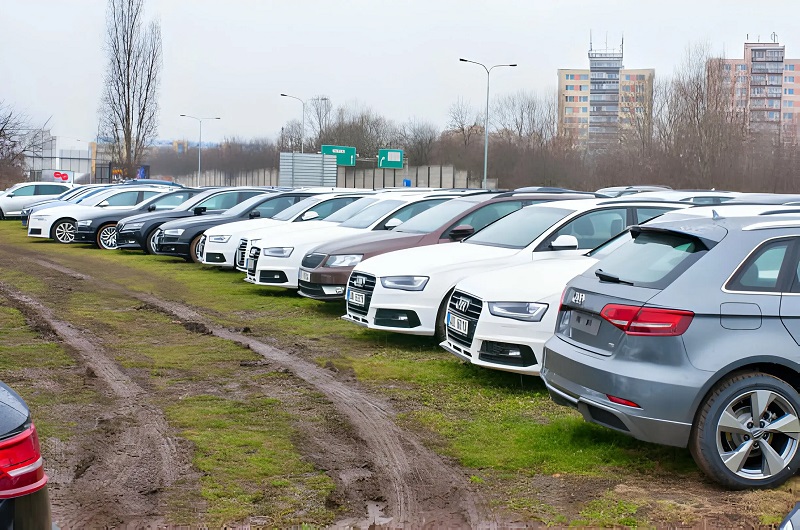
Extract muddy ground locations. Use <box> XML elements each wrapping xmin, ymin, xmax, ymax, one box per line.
<box><xmin>0</xmin><ymin>236</ymin><xmax>797</xmax><ymax>528</ymax></box>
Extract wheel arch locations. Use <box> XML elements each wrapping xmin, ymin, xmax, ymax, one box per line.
<box><xmin>50</xmin><ymin>217</ymin><xmax>76</xmax><ymax>238</ymax></box>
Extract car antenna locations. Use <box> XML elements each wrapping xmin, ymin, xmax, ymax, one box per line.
<box><xmin>712</xmin><ymin>209</ymin><xmax>722</xmax><ymax>220</ymax></box>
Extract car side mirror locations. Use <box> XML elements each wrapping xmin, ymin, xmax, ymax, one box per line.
<box><xmin>193</xmin><ymin>206</ymin><xmax>207</xmax><ymax>216</ymax></box>
<box><xmin>249</xmin><ymin>210</ymin><xmax>261</xmax><ymax>219</ymax></box>
<box><xmin>148</xmin><ymin>204</ymin><xmax>157</xmax><ymax>211</ymax></box>
<box><xmin>448</xmin><ymin>224</ymin><xmax>475</xmax><ymax>241</ymax></box>
<box><xmin>6</xmin><ymin>193</ymin><xmax>13</xmax><ymax>198</ymax></box>
<box><xmin>384</xmin><ymin>218</ymin><xmax>403</xmax><ymax>230</ymax></box>
<box><xmin>300</xmin><ymin>211</ymin><xmax>319</xmax><ymax>221</ymax></box>
<box><xmin>549</xmin><ymin>234</ymin><xmax>579</xmax><ymax>251</ymax></box>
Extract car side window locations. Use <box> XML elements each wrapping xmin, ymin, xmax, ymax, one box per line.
<box><xmin>142</xmin><ymin>191</ymin><xmax>161</xmax><ymax>200</ymax></box>
<box><xmin>103</xmin><ymin>191</ymin><xmax>142</xmax><ymax>206</ymax></box>
<box><xmin>11</xmin><ymin>185</ymin><xmax>36</xmax><ymax>197</ymax></box>
<box><xmin>454</xmin><ymin>201</ymin><xmax>524</xmax><ymax>233</ymax></box>
<box><xmin>727</xmin><ymin>240</ymin><xmax>791</xmax><ymax>293</ymax></box>
<box><xmin>197</xmin><ymin>192</ymin><xmax>238</xmax><ymax>210</ymax></box>
<box><xmin>377</xmin><ymin>199</ymin><xmax>449</xmax><ymax>229</ymax></box>
<box><xmin>37</xmin><ymin>184</ymin><xmax>69</xmax><ymax>195</ymax></box>
<box><xmin>254</xmin><ymin>196</ymin><xmax>299</xmax><ymax>218</ymax></box>
<box><xmin>636</xmin><ymin>207</ymin><xmax>675</xmax><ymax>224</ymax></box>
<box><xmin>550</xmin><ymin>208</ymin><xmax>628</xmax><ymax>249</ymax></box>
<box><xmin>307</xmin><ymin>197</ymin><xmax>359</xmax><ymax>219</ymax></box>
<box><xmin>152</xmin><ymin>193</ymin><xmax>191</xmax><ymax>209</ymax></box>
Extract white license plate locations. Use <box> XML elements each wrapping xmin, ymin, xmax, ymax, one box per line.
<box><xmin>299</xmin><ymin>270</ymin><xmax>311</xmax><ymax>282</ymax></box>
<box><xmin>348</xmin><ymin>290</ymin><xmax>365</xmax><ymax>306</ymax></box>
<box><xmin>447</xmin><ymin>312</ymin><xmax>469</xmax><ymax>334</ymax></box>
<box><xmin>570</xmin><ymin>310</ymin><xmax>600</xmax><ymax>336</ymax></box>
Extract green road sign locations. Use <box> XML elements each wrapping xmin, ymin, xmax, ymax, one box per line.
<box><xmin>378</xmin><ymin>148</ymin><xmax>404</xmax><ymax>169</ymax></box>
<box><xmin>321</xmin><ymin>145</ymin><xmax>356</xmax><ymax>166</ymax></box>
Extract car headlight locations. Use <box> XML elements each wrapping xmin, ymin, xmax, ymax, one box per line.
<box><xmin>208</xmin><ymin>235</ymin><xmax>231</xmax><ymax>243</ymax></box>
<box><xmin>262</xmin><ymin>247</ymin><xmax>293</xmax><ymax>258</ymax></box>
<box><xmin>163</xmin><ymin>228</ymin><xmax>184</xmax><ymax>236</ymax></box>
<box><xmin>76</xmin><ymin>220</ymin><xmax>93</xmax><ymax>227</ymax></box>
<box><xmin>380</xmin><ymin>276</ymin><xmax>429</xmax><ymax>291</ymax></box>
<box><xmin>123</xmin><ymin>222</ymin><xmax>144</xmax><ymax>230</ymax></box>
<box><xmin>487</xmin><ymin>302</ymin><xmax>548</xmax><ymax>322</ymax></box>
<box><xmin>325</xmin><ymin>254</ymin><xmax>363</xmax><ymax>267</ymax></box>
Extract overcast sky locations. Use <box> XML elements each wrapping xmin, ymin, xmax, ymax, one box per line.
<box><xmin>2</xmin><ymin>0</ymin><xmax>798</xmax><ymax>149</ymax></box>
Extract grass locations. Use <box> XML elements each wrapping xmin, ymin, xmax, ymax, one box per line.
<box><xmin>573</xmin><ymin>491</ymin><xmax>643</xmax><ymax>527</ymax></box>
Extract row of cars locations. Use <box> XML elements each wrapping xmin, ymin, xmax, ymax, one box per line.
<box><xmin>9</xmin><ymin>181</ymin><xmax>800</xmax><ymax>494</ymax></box>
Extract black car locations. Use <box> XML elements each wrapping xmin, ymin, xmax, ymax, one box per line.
<box><xmin>0</xmin><ymin>381</ymin><xmax>51</xmax><ymax>527</ymax></box>
<box><xmin>154</xmin><ymin>191</ymin><xmax>373</xmax><ymax>262</ymax></box>
<box><xmin>73</xmin><ymin>188</ymin><xmax>203</xmax><ymax>249</ymax></box>
<box><xmin>115</xmin><ymin>186</ymin><xmax>276</xmax><ymax>253</ymax></box>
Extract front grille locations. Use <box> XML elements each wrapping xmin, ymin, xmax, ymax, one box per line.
<box><xmin>346</xmin><ymin>273</ymin><xmax>376</xmax><ymax>316</ymax></box>
<box><xmin>247</xmin><ymin>247</ymin><xmax>260</xmax><ymax>277</ymax></box>
<box><xmin>298</xmin><ymin>280</ymin><xmax>325</xmax><ymax>297</ymax></box>
<box><xmin>236</xmin><ymin>239</ymin><xmax>248</xmax><ymax>268</ymax></box>
<box><xmin>301</xmin><ymin>253</ymin><xmax>326</xmax><ymax>268</ymax></box>
<box><xmin>446</xmin><ymin>290</ymin><xmax>482</xmax><ymax>349</ymax></box>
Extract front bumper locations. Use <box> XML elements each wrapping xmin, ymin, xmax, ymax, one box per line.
<box><xmin>26</xmin><ymin>218</ymin><xmax>51</xmax><ymax>239</ymax></box>
<box><xmin>199</xmin><ymin>239</ymin><xmax>238</xmax><ymax>268</ymax></box>
<box><xmin>296</xmin><ymin>267</ymin><xmax>350</xmax><ymax>301</ymax></box>
<box><xmin>343</xmin><ymin>282</ymin><xmax>440</xmax><ymax>336</ymax></box>
<box><xmin>245</xmin><ymin>254</ymin><xmax>300</xmax><ymax>288</ymax></box>
<box><xmin>540</xmin><ymin>335</ymin><xmax>707</xmax><ymax>448</ymax></box>
<box><xmin>115</xmin><ymin>229</ymin><xmax>143</xmax><ymax>250</ymax></box>
<box><xmin>154</xmin><ymin>236</ymin><xmax>190</xmax><ymax>258</ymax></box>
<box><xmin>73</xmin><ymin>226</ymin><xmax>97</xmax><ymax>243</ymax></box>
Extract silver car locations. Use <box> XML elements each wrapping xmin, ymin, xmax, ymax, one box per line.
<box><xmin>541</xmin><ymin>213</ymin><xmax>800</xmax><ymax>489</ymax></box>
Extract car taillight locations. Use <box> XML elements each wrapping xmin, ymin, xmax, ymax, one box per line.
<box><xmin>0</xmin><ymin>424</ymin><xmax>47</xmax><ymax>499</ymax></box>
<box><xmin>559</xmin><ymin>287</ymin><xmax>568</xmax><ymax>309</ymax></box>
<box><xmin>600</xmin><ymin>304</ymin><xmax>694</xmax><ymax>336</ymax></box>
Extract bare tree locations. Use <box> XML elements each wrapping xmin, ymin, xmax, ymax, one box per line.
<box><xmin>307</xmin><ymin>96</ymin><xmax>332</xmax><ymax>150</ymax></box>
<box><xmin>447</xmin><ymin>98</ymin><xmax>481</xmax><ymax>148</ymax></box>
<box><xmin>0</xmin><ymin>102</ymin><xmax>52</xmax><ymax>186</ymax></box>
<box><xmin>98</xmin><ymin>0</ymin><xmax>162</xmax><ymax>178</ymax></box>
<box><xmin>398</xmin><ymin>119</ymin><xmax>439</xmax><ymax>165</ymax></box>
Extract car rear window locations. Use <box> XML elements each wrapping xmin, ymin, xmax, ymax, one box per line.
<box><xmin>592</xmin><ymin>231</ymin><xmax>707</xmax><ymax>289</ymax></box>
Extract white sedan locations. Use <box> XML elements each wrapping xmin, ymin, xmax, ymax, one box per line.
<box><xmin>342</xmin><ymin>198</ymin><xmax>688</xmax><ymax>339</ymax></box>
<box><xmin>27</xmin><ymin>186</ymin><xmax>166</xmax><ymax>243</ymax></box>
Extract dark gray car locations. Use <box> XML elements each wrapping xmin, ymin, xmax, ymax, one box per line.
<box><xmin>541</xmin><ymin>214</ymin><xmax>800</xmax><ymax>489</ymax></box>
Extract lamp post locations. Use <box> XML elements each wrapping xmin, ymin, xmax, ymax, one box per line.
<box><xmin>459</xmin><ymin>58</ymin><xmax>517</xmax><ymax>189</ymax></box>
<box><xmin>280</xmin><ymin>94</ymin><xmax>329</xmax><ymax>153</ymax></box>
<box><xmin>180</xmin><ymin>114</ymin><xmax>220</xmax><ymax>185</ymax></box>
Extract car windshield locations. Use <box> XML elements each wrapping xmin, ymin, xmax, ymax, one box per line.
<box><xmin>465</xmin><ymin>206</ymin><xmax>573</xmax><ymax>249</ymax></box>
<box><xmin>271</xmin><ymin>196</ymin><xmax>322</xmax><ymax>221</ymax></box>
<box><xmin>324</xmin><ymin>197</ymin><xmax>380</xmax><ymax>222</ymax></box>
<box><xmin>222</xmin><ymin>192</ymin><xmax>277</xmax><ymax>216</ymax></box>
<box><xmin>141</xmin><ymin>189</ymin><xmax>198</xmax><ymax>209</ymax></box>
<box><xmin>338</xmin><ymin>200</ymin><xmax>406</xmax><ymax>229</ymax></box>
<box><xmin>585</xmin><ymin>229</ymin><xmax>633</xmax><ymax>259</ymax></box>
<box><xmin>393</xmin><ymin>198</ymin><xmax>479</xmax><ymax>234</ymax></box>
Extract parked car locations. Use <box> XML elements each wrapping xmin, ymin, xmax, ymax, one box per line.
<box><xmin>0</xmin><ymin>181</ymin><xmax>73</xmax><ymax>219</ymax></box>
<box><xmin>27</xmin><ymin>186</ymin><xmax>168</xmax><ymax>243</ymax></box>
<box><xmin>115</xmin><ymin>186</ymin><xmax>276</xmax><ymax>253</ymax></box>
<box><xmin>243</xmin><ymin>192</ymin><xmax>473</xmax><ymax>289</ymax></box>
<box><xmin>342</xmin><ymin>198</ymin><xmax>683</xmax><ymax>340</ymax></box>
<box><xmin>19</xmin><ymin>184</ymin><xmax>112</xmax><ymax>226</ymax></box>
<box><xmin>297</xmin><ymin>191</ymin><xmax>596</xmax><ymax>301</ymax></box>
<box><xmin>158</xmin><ymin>191</ymin><xmax>371</xmax><ymax>263</ymax></box>
<box><xmin>0</xmin><ymin>380</ymin><xmax>51</xmax><ymax>527</ymax></box>
<box><xmin>73</xmin><ymin>188</ymin><xmax>203</xmax><ymax>249</ymax></box>
<box><xmin>541</xmin><ymin>213</ymin><xmax>800</xmax><ymax>489</ymax></box>
<box><xmin>440</xmin><ymin>204</ymin><xmax>792</xmax><ymax>376</ymax></box>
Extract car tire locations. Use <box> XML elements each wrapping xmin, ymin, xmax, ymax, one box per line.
<box><xmin>144</xmin><ymin>227</ymin><xmax>160</xmax><ymax>254</ymax></box>
<box><xmin>95</xmin><ymin>223</ymin><xmax>118</xmax><ymax>250</ymax></box>
<box><xmin>186</xmin><ymin>233</ymin><xmax>203</xmax><ymax>263</ymax></box>
<box><xmin>51</xmin><ymin>219</ymin><xmax>76</xmax><ymax>244</ymax></box>
<box><xmin>434</xmin><ymin>289</ymin><xmax>454</xmax><ymax>342</ymax></box>
<box><xmin>0</xmin><ymin>208</ymin><xmax>5</xmax><ymax>220</ymax></box>
<box><xmin>689</xmin><ymin>371</ymin><xmax>800</xmax><ymax>489</ymax></box>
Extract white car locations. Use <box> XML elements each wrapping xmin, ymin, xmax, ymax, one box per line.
<box><xmin>439</xmin><ymin>202</ymin><xmax>797</xmax><ymax>375</ymax></box>
<box><xmin>27</xmin><ymin>186</ymin><xmax>167</xmax><ymax>243</ymax></box>
<box><xmin>0</xmin><ymin>181</ymin><xmax>73</xmax><ymax>219</ymax></box>
<box><xmin>342</xmin><ymin>198</ymin><xmax>691</xmax><ymax>338</ymax></box>
<box><xmin>200</xmin><ymin>192</ymin><xmax>376</xmax><ymax>269</ymax></box>
<box><xmin>244</xmin><ymin>193</ymin><xmax>459</xmax><ymax>289</ymax></box>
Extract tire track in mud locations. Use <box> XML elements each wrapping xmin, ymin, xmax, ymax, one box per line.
<box><xmin>28</xmin><ymin>255</ymin><xmax>489</xmax><ymax>527</ymax></box>
<box><xmin>0</xmin><ymin>281</ymin><xmax>183</xmax><ymax>528</ymax></box>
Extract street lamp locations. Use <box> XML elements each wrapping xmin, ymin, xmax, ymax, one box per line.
<box><xmin>179</xmin><ymin>114</ymin><xmax>220</xmax><ymax>183</ymax></box>
<box><xmin>459</xmin><ymin>58</ymin><xmax>517</xmax><ymax>189</ymax></box>
<box><xmin>280</xmin><ymin>94</ymin><xmax>329</xmax><ymax>153</ymax></box>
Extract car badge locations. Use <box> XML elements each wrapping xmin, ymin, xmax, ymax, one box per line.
<box><xmin>456</xmin><ymin>297</ymin><xmax>470</xmax><ymax>312</ymax></box>
<box><xmin>353</xmin><ymin>276</ymin><xmax>365</xmax><ymax>287</ymax></box>
<box><xmin>571</xmin><ymin>292</ymin><xmax>586</xmax><ymax>305</ymax></box>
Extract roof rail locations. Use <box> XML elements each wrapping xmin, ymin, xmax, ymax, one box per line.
<box><xmin>743</xmin><ymin>219</ymin><xmax>800</xmax><ymax>231</ymax></box>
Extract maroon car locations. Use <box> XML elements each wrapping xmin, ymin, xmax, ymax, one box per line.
<box><xmin>297</xmin><ymin>191</ymin><xmax>596</xmax><ymax>301</ymax></box>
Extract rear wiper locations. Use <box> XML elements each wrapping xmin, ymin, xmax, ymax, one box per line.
<box><xmin>595</xmin><ymin>269</ymin><xmax>634</xmax><ymax>285</ymax></box>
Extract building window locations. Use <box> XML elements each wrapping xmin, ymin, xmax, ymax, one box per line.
<box><xmin>736</xmin><ymin>76</ymin><xmax>746</xmax><ymax>84</ymax></box>
<box><xmin>737</xmin><ymin>64</ymin><xmax>747</xmax><ymax>71</ymax></box>
<box><xmin>624</xmin><ymin>74</ymin><xmax>631</xmax><ymax>81</ymax></box>
<box><xmin>565</xmin><ymin>96</ymin><xmax>575</xmax><ymax>102</ymax></box>
<box><xmin>786</xmin><ymin>76</ymin><xmax>795</xmax><ymax>83</ymax></box>
<box><xmin>786</xmin><ymin>101</ymin><xmax>795</xmax><ymax>107</ymax></box>
<box><xmin>724</xmin><ymin>64</ymin><xmax>732</xmax><ymax>71</ymax></box>
<box><xmin>566</xmin><ymin>85</ymin><xmax>575</xmax><ymax>90</ymax></box>
<box><xmin>578</xmin><ymin>85</ymin><xmax>588</xmax><ymax>91</ymax></box>
<box><xmin>565</xmin><ymin>107</ymin><xmax>574</xmax><ymax>114</ymax></box>
<box><xmin>786</xmin><ymin>88</ymin><xmax>795</xmax><ymax>95</ymax></box>
<box><xmin>786</xmin><ymin>64</ymin><xmax>796</xmax><ymax>71</ymax></box>
<box><xmin>581</xmin><ymin>107</ymin><xmax>588</xmax><ymax>113</ymax></box>
<box><xmin>784</xmin><ymin>112</ymin><xmax>794</xmax><ymax>120</ymax></box>
<box><xmin>566</xmin><ymin>74</ymin><xmax>574</xmax><ymax>80</ymax></box>
<box><xmin>579</xmin><ymin>96</ymin><xmax>588</xmax><ymax>102</ymax></box>
<box><xmin>637</xmin><ymin>74</ymin><xmax>645</xmax><ymax>80</ymax></box>
<box><xmin>579</xmin><ymin>74</ymin><xmax>589</xmax><ymax>80</ymax></box>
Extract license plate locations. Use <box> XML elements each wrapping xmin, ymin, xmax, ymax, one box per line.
<box><xmin>299</xmin><ymin>270</ymin><xmax>311</xmax><ymax>282</ymax></box>
<box><xmin>348</xmin><ymin>290</ymin><xmax>365</xmax><ymax>306</ymax></box>
<box><xmin>570</xmin><ymin>310</ymin><xmax>600</xmax><ymax>336</ymax></box>
<box><xmin>447</xmin><ymin>312</ymin><xmax>469</xmax><ymax>334</ymax></box>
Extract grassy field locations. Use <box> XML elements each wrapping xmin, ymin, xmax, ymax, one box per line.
<box><xmin>1</xmin><ymin>220</ymin><xmax>794</xmax><ymax>527</ymax></box>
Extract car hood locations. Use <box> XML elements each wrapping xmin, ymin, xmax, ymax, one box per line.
<box><xmin>204</xmin><ymin>217</ymin><xmax>290</xmax><ymax>237</ymax></box>
<box><xmin>240</xmin><ymin>220</ymin><xmax>337</xmax><ymax>241</ymax></box>
<box><xmin>117</xmin><ymin>208</ymin><xmax>200</xmax><ymax>224</ymax></box>
<box><xmin>250</xmin><ymin>225</ymin><xmax>364</xmax><ymax>249</ymax></box>
<box><xmin>455</xmin><ymin>255</ymin><xmax>598</xmax><ymax>302</ymax></box>
<box><xmin>308</xmin><ymin>230</ymin><xmax>426</xmax><ymax>257</ymax></box>
<box><xmin>355</xmin><ymin>241</ymin><xmax>521</xmax><ymax>276</ymax></box>
<box><xmin>0</xmin><ymin>382</ymin><xmax>30</xmax><ymax>437</ymax></box>
<box><xmin>32</xmin><ymin>204</ymin><xmax>118</xmax><ymax>218</ymax></box>
<box><xmin>159</xmin><ymin>211</ymin><xmax>247</xmax><ymax>231</ymax></box>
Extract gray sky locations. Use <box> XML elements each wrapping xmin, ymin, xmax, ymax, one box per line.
<box><xmin>2</xmin><ymin>0</ymin><xmax>798</xmax><ymax>149</ymax></box>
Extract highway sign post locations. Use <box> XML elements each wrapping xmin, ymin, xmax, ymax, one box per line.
<box><xmin>321</xmin><ymin>145</ymin><xmax>356</xmax><ymax>166</ymax></box>
<box><xmin>378</xmin><ymin>148</ymin><xmax>404</xmax><ymax>169</ymax></box>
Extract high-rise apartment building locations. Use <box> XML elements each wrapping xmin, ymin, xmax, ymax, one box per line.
<box><xmin>719</xmin><ymin>41</ymin><xmax>800</xmax><ymax>144</ymax></box>
<box><xmin>557</xmin><ymin>43</ymin><xmax>654</xmax><ymax>149</ymax></box>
